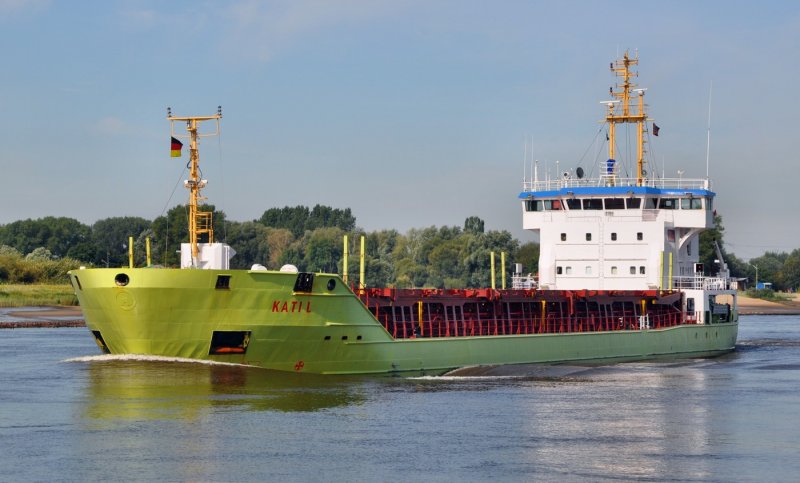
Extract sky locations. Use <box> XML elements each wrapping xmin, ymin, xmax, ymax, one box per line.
<box><xmin>1</xmin><ymin>0</ymin><xmax>799</xmax><ymax>260</ymax></box>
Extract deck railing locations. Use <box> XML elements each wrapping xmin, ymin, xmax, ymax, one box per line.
<box><xmin>672</xmin><ymin>275</ymin><xmax>737</xmax><ymax>291</ymax></box>
<box><xmin>522</xmin><ymin>176</ymin><xmax>710</xmax><ymax>193</ymax></box>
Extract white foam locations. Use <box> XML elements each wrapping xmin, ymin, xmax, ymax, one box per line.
<box><xmin>62</xmin><ymin>354</ymin><xmax>254</xmax><ymax>368</ymax></box>
<box><xmin>407</xmin><ymin>375</ymin><xmax>525</xmax><ymax>381</ymax></box>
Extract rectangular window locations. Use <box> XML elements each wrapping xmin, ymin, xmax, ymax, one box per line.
<box><xmin>557</xmin><ymin>266</ymin><xmax>563</xmax><ymax>275</ymax></box>
<box><xmin>611</xmin><ymin>266</ymin><xmax>618</xmax><ymax>275</ymax></box>
<box><xmin>544</xmin><ymin>199</ymin><xmax>563</xmax><ymax>210</ymax></box>
<box><xmin>659</xmin><ymin>198</ymin><xmax>678</xmax><ymax>209</ymax></box>
<box><xmin>637</xmin><ymin>232</ymin><xmax>643</xmax><ymax>241</ymax></box>
<box><xmin>561</xmin><ymin>233</ymin><xmax>567</xmax><ymax>241</ymax></box>
<box><xmin>583</xmin><ymin>199</ymin><xmax>603</xmax><ymax>210</ymax></box>
<box><xmin>639</xmin><ymin>266</ymin><xmax>646</xmax><ymax>274</ymax></box>
<box><xmin>667</xmin><ymin>229</ymin><xmax>676</xmax><ymax>242</ymax></box>
<box><xmin>566</xmin><ymin>199</ymin><xmax>582</xmax><ymax>210</ymax></box>
<box><xmin>611</xmin><ymin>232</ymin><xmax>617</xmax><ymax>241</ymax></box>
<box><xmin>586</xmin><ymin>233</ymin><xmax>592</xmax><ymax>241</ymax></box>
<box><xmin>626</xmin><ymin>198</ymin><xmax>642</xmax><ymax>209</ymax></box>
<box><xmin>585</xmin><ymin>266</ymin><xmax>592</xmax><ymax>275</ymax></box>
<box><xmin>687</xmin><ymin>241</ymin><xmax>692</xmax><ymax>256</ymax></box>
<box><xmin>565</xmin><ymin>266</ymin><xmax>572</xmax><ymax>275</ymax></box>
<box><xmin>680</xmin><ymin>198</ymin><xmax>703</xmax><ymax>210</ymax></box>
<box><xmin>604</xmin><ymin>198</ymin><xmax>625</xmax><ymax>210</ymax></box>
<box><xmin>630</xmin><ymin>266</ymin><xmax>636</xmax><ymax>275</ymax></box>
<box><xmin>215</xmin><ymin>275</ymin><xmax>232</xmax><ymax>290</ymax></box>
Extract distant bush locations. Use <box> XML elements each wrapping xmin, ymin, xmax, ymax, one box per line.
<box><xmin>0</xmin><ymin>250</ymin><xmax>82</xmax><ymax>284</ymax></box>
<box><xmin>745</xmin><ymin>288</ymin><xmax>790</xmax><ymax>302</ymax></box>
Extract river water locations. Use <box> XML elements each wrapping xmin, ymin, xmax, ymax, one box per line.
<box><xmin>1</xmin><ymin>315</ymin><xmax>798</xmax><ymax>482</ymax></box>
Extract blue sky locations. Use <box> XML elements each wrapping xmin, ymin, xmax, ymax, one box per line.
<box><xmin>1</xmin><ymin>0</ymin><xmax>798</xmax><ymax>260</ymax></box>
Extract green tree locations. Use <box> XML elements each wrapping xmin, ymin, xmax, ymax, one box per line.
<box><xmin>464</xmin><ymin>216</ymin><xmax>485</xmax><ymax>235</ymax></box>
<box><xmin>515</xmin><ymin>242</ymin><xmax>540</xmax><ymax>275</ymax></box>
<box><xmin>749</xmin><ymin>251</ymin><xmax>788</xmax><ymax>290</ymax></box>
<box><xmin>0</xmin><ymin>217</ymin><xmax>91</xmax><ymax>258</ymax></box>
<box><xmin>782</xmin><ymin>249</ymin><xmax>800</xmax><ymax>291</ymax></box>
<box><xmin>258</xmin><ymin>205</ymin><xmax>356</xmax><ymax>238</ymax></box>
<box><xmin>91</xmin><ymin>216</ymin><xmax>152</xmax><ymax>267</ymax></box>
<box><xmin>303</xmin><ymin>227</ymin><xmax>344</xmax><ymax>273</ymax></box>
<box><xmin>223</xmin><ymin>221</ymin><xmax>271</xmax><ymax>269</ymax></box>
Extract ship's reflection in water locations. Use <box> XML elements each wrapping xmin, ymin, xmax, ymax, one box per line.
<box><xmin>68</xmin><ymin>345</ymin><xmax>792</xmax><ymax>482</ymax></box>
<box><xmin>409</xmin><ymin>361</ymin><xmax>722</xmax><ymax>481</ymax></box>
<box><xmin>81</xmin><ymin>356</ymin><xmax>365</xmax><ymax>421</ymax></box>
<box><xmin>514</xmin><ymin>363</ymin><xmax>716</xmax><ymax>481</ymax></box>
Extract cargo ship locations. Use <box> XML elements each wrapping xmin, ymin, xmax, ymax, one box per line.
<box><xmin>69</xmin><ymin>53</ymin><xmax>738</xmax><ymax>375</ymax></box>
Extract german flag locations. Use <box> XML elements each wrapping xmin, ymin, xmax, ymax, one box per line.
<box><xmin>171</xmin><ymin>137</ymin><xmax>183</xmax><ymax>157</ymax></box>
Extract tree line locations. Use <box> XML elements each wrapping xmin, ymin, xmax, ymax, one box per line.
<box><xmin>0</xmin><ymin>205</ymin><xmax>797</xmax><ymax>291</ymax></box>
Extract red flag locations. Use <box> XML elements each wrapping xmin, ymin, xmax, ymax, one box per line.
<box><xmin>171</xmin><ymin>137</ymin><xmax>183</xmax><ymax>157</ymax></box>
<box><xmin>652</xmin><ymin>123</ymin><xmax>660</xmax><ymax>136</ymax></box>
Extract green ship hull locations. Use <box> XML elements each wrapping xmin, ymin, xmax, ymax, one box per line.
<box><xmin>69</xmin><ymin>267</ymin><xmax>738</xmax><ymax>375</ymax></box>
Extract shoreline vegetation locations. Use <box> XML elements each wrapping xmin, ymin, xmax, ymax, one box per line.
<box><xmin>0</xmin><ymin>284</ymin><xmax>77</xmax><ymax>308</ymax></box>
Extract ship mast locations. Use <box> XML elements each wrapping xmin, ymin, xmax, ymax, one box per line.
<box><xmin>167</xmin><ymin>106</ymin><xmax>222</xmax><ymax>266</ymax></box>
<box><xmin>604</xmin><ymin>52</ymin><xmax>650</xmax><ymax>185</ymax></box>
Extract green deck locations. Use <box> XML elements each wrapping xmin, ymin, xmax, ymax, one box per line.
<box><xmin>69</xmin><ymin>267</ymin><xmax>739</xmax><ymax>375</ymax></box>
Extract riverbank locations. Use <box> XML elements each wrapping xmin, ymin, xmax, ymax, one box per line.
<box><xmin>737</xmin><ymin>293</ymin><xmax>800</xmax><ymax>315</ymax></box>
<box><xmin>0</xmin><ymin>306</ymin><xmax>84</xmax><ymax>328</ymax></box>
<box><xmin>0</xmin><ymin>284</ymin><xmax>77</xmax><ymax>307</ymax></box>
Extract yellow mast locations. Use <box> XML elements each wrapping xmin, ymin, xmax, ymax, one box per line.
<box><xmin>605</xmin><ymin>52</ymin><xmax>650</xmax><ymax>185</ymax></box>
<box><xmin>167</xmin><ymin>107</ymin><xmax>222</xmax><ymax>265</ymax></box>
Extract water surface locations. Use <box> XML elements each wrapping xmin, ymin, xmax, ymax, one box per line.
<box><xmin>1</xmin><ymin>316</ymin><xmax>798</xmax><ymax>482</ymax></box>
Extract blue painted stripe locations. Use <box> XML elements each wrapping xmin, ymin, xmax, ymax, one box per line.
<box><xmin>518</xmin><ymin>186</ymin><xmax>715</xmax><ymax>199</ymax></box>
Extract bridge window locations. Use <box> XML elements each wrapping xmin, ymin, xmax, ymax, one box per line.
<box><xmin>604</xmin><ymin>198</ymin><xmax>625</xmax><ymax>210</ymax></box>
<box><xmin>645</xmin><ymin>198</ymin><xmax>658</xmax><ymax>209</ymax></box>
<box><xmin>545</xmin><ymin>199</ymin><xmax>563</xmax><ymax>210</ymax></box>
<box><xmin>681</xmin><ymin>198</ymin><xmax>702</xmax><ymax>209</ymax></box>
<box><xmin>524</xmin><ymin>200</ymin><xmax>538</xmax><ymax>211</ymax></box>
<box><xmin>626</xmin><ymin>198</ymin><xmax>642</xmax><ymax>209</ymax></box>
<box><xmin>566</xmin><ymin>199</ymin><xmax>582</xmax><ymax>210</ymax></box>
<box><xmin>659</xmin><ymin>198</ymin><xmax>678</xmax><ymax>209</ymax></box>
<box><xmin>583</xmin><ymin>199</ymin><xmax>603</xmax><ymax>210</ymax></box>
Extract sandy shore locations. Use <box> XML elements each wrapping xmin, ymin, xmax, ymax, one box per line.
<box><xmin>0</xmin><ymin>306</ymin><xmax>85</xmax><ymax>328</ymax></box>
<box><xmin>737</xmin><ymin>294</ymin><xmax>800</xmax><ymax>315</ymax></box>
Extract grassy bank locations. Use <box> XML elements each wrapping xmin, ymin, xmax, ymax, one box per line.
<box><xmin>0</xmin><ymin>284</ymin><xmax>77</xmax><ymax>307</ymax></box>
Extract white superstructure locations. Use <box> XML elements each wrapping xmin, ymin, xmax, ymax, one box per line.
<box><xmin>519</xmin><ymin>52</ymin><xmax>736</xmax><ymax>325</ymax></box>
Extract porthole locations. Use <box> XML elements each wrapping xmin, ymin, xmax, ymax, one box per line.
<box><xmin>327</xmin><ymin>279</ymin><xmax>336</xmax><ymax>291</ymax></box>
<box><xmin>324</xmin><ymin>335</ymin><xmax>331</xmax><ymax>341</ymax></box>
<box><xmin>342</xmin><ymin>335</ymin><xmax>348</xmax><ymax>341</ymax></box>
<box><xmin>114</xmin><ymin>273</ymin><xmax>129</xmax><ymax>286</ymax></box>
<box><xmin>357</xmin><ymin>335</ymin><xmax>363</xmax><ymax>340</ymax></box>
